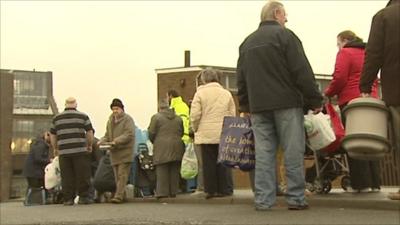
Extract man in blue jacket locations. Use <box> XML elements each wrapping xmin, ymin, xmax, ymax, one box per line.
<box><xmin>237</xmin><ymin>0</ymin><xmax>322</xmax><ymax>211</ymax></box>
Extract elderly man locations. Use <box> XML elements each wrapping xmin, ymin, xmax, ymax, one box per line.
<box><xmin>360</xmin><ymin>0</ymin><xmax>400</xmax><ymax>200</ymax></box>
<box><xmin>50</xmin><ymin>97</ymin><xmax>94</xmax><ymax>205</ymax></box>
<box><xmin>99</xmin><ymin>98</ymin><xmax>135</xmax><ymax>203</ymax></box>
<box><xmin>236</xmin><ymin>0</ymin><xmax>322</xmax><ymax>210</ymax></box>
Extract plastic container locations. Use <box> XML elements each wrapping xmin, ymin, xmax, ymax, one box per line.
<box><xmin>342</xmin><ymin>97</ymin><xmax>390</xmax><ymax>160</ymax></box>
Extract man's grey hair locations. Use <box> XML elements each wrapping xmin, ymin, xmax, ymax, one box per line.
<box><xmin>65</xmin><ymin>97</ymin><xmax>77</xmax><ymax>108</ymax></box>
<box><xmin>260</xmin><ymin>0</ymin><xmax>284</xmax><ymax>22</ymax></box>
<box><xmin>158</xmin><ymin>99</ymin><xmax>170</xmax><ymax>110</ymax></box>
<box><xmin>198</xmin><ymin>68</ymin><xmax>220</xmax><ymax>84</ymax></box>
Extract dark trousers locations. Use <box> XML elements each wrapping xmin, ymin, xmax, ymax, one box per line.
<box><xmin>201</xmin><ymin>144</ymin><xmax>233</xmax><ymax>195</ymax></box>
<box><xmin>340</xmin><ymin>104</ymin><xmax>381</xmax><ymax>189</ymax></box>
<box><xmin>27</xmin><ymin>177</ymin><xmax>44</xmax><ymax>188</ymax></box>
<box><xmin>348</xmin><ymin>157</ymin><xmax>381</xmax><ymax>189</ymax></box>
<box><xmin>155</xmin><ymin>161</ymin><xmax>180</xmax><ymax>197</ymax></box>
<box><xmin>59</xmin><ymin>153</ymin><xmax>91</xmax><ymax>201</ymax></box>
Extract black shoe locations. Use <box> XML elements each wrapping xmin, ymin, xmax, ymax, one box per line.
<box><xmin>63</xmin><ymin>200</ymin><xmax>74</xmax><ymax>206</ymax></box>
<box><xmin>288</xmin><ymin>204</ymin><xmax>309</xmax><ymax>210</ymax></box>
<box><xmin>78</xmin><ymin>197</ymin><xmax>93</xmax><ymax>205</ymax></box>
<box><xmin>155</xmin><ymin>195</ymin><xmax>168</xmax><ymax>200</ymax></box>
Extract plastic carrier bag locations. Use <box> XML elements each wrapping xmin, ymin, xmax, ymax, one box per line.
<box><xmin>218</xmin><ymin>116</ymin><xmax>255</xmax><ymax>171</ymax></box>
<box><xmin>180</xmin><ymin>143</ymin><xmax>198</xmax><ymax>180</ymax></box>
<box><xmin>44</xmin><ymin>156</ymin><xmax>61</xmax><ymax>190</ymax></box>
<box><xmin>304</xmin><ymin>111</ymin><xmax>336</xmax><ymax>151</ymax></box>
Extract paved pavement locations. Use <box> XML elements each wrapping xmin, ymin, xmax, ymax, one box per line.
<box><xmin>1</xmin><ymin>188</ymin><xmax>399</xmax><ymax>225</ymax></box>
<box><xmin>126</xmin><ymin>187</ymin><xmax>400</xmax><ymax>211</ymax></box>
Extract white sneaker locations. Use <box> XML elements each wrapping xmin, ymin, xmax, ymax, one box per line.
<box><xmin>370</xmin><ymin>188</ymin><xmax>381</xmax><ymax>193</ymax></box>
<box><xmin>346</xmin><ymin>187</ymin><xmax>370</xmax><ymax>193</ymax></box>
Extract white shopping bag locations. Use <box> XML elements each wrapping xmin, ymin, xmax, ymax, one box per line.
<box><xmin>44</xmin><ymin>156</ymin><xmax>61</xmax><ymax>189</ymax></box>
<box><xmin>180</xmin><ymin>143</ymin><xmax>198</xmax><ymax>180</ymax></box>
<box><xmin>304</xmin><ymin>112</ymin><xmax>336</xmax><ymax>151</ymax></box>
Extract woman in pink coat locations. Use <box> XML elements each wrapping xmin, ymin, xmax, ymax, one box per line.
<box><xmin>325</xmin><ymin>30</ymin><xmax>381</xmax><ymax>193</ymax></box>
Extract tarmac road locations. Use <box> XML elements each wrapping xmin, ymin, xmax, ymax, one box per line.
<box><xmin>1</xmin><ymin>201</ymin><xmax>399</xmax><ymax>225</ymax></box>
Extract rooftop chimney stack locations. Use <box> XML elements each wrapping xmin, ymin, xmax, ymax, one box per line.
<box><xmin>184</xmin><ymin>50</ymin><xmax>190</xmax><ymax>67</ymax></box>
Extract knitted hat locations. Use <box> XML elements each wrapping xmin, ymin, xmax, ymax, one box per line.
<box><xmin>110</xmin><ymin>98</ymin><xmax>124</xmax><ymax>110</ymax></box>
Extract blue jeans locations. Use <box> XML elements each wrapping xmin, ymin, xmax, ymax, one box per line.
<box><xmin>251</xmin><ymin>107</ymin><xmax>306</xmax><ymax>208</ymax></box>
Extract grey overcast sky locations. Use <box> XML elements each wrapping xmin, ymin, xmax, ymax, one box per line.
<box><xmin>0</xmin><ymin>0</ymin><xmax>387</xmax><ymax>135</ymax></box>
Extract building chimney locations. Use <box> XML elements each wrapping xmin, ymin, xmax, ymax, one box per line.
<box><xmin>184</xmin><ymin>50</ymin><xmax>190</xmax><ymax>67</ymax></box>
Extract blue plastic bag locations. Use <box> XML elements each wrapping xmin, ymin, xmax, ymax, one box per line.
<box><xmin>218</xmin><ymin>116</ymin><xmax>255</xmax><ymax>171</ymax></box>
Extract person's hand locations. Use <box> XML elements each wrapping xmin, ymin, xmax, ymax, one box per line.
<box><xmin>361</xmin><ymin>92</ymin><xmax>371</xmax><ymax>97</ymax></box>
<box><xmin>87</xmin><ymin>145</ymin><xmax>93</xmax><ymax>153</ymax></box>
<box><xmin>312</xmin><ymin>107</ymin><xmax>323</xmax><ymax>114</ymax></box>
<box><xmin>97</xmin><ymin>140</ymin><xmax>103</xmax><ymax>146</ymax></box>
<box><xmin>240</xmin><ymin>112</ymin><xmax>250</xmax><ymax>117</ymax></box>
<box><xmin>49</xmin><ymin>158</ymin><xmax>53</xmax><ymax>163</ymax></box>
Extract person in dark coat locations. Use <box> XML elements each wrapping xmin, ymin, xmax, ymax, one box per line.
<box><xmin>359</xmin><ymin>0</ymin><xmax>400</xmax><ymax>200</ymax></box>
<box><xmin>23</xmin><ymin>131</ymin><xmax>51</xmax><ymax>189</ymax></box>
<box><xmin>236</xmin><ymin>0</ymin><xmax>322</xmax><ymax>211</ymax></box>
<box><xmin>148</xmin><ymin>99</ymin><xmax>185</xmax><ymax>199</ymax></box>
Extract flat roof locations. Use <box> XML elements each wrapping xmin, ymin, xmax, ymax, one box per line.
<box><xmin>156</xmin><ymin>66</ymin><xmax>331</xmax><ymax>80</ymax></box>
<box><xmin>155</xmin><ymin>65</ymin><xmax>236</xmax><ymax>74</ymax></box>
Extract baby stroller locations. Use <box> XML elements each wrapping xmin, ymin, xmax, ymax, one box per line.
<box><xmin>305</xmin><ymin>146</ymin><xmax>351</xmax><ymax>194</ymax></box>
<box><xmin>305</xmin><ymin>103</ymin><xmax>351</xmax><ymax>194</ymax></box>
<box><xmin>134</xmin><ymin>143</ymin><xmax>156</xmax><ymax>198</ymax></box>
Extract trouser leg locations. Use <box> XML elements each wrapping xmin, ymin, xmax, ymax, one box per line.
<box><xmin>59</xmin><ymin>155</ymin><xmax>75</xmax><ymax>201</ymax></box>
<box><xmin>113</xmin><ymin>163</ymin><xmax>132</xmax><ymax>199</ymax></box>
<box><xmin>169</xmin><ymin>161</ymin><xmax>181</xmax><ymax>196</ymax></box>
<box><xmin>194</xmin><ymin>144</ymin><xmax>204</xmax><ymax>191</ymax></box>
<box><xmin>201</xmin><ymin>144</ymin><xmax>218</xmax><ymax>194</ymax></box>
<box><xmin>275</xmin><ymin>108</ymin><xmax>307</xmax><ymax>206</ymax></box>
<box><xmin>156</xmin><ymin>163</ymin><xmax>169</xmax><ymax>197</ymax></box>
<box><xmin>251</xmin><ymin>111</ymin><xmax>278</xmax><ymax>208</ymax></box>
<box><xmin>73</xmin><ymin>153</ymin><xmax>91</xmax><ymax>198</ymax></box>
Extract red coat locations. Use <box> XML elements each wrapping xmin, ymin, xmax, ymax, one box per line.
<box><xmin>325</xmin><ymin>44</ymin><xmax>378</xmax><ymax>106</ymax></box>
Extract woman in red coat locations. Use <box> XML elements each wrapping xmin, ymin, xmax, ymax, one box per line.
<box><xmin>325</xmin><ymin>30</ymin><xmax>381</xmax><ymax>193</ymax></box>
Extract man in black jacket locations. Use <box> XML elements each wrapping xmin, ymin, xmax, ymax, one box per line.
<box><xmin>237</xmin><ymin>0</ymin><xmax>322</xmax><ymax>211</ymax></box>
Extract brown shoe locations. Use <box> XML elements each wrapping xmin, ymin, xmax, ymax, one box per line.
<box><xmin>388</xmin><ymin>192</ymin><xmax>400</xmax><ymax>200</ymax></box>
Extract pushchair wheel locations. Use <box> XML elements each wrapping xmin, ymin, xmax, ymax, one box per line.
<box><xmin>340</xmin><ymin>175</ymin><xmax>351</xmax><ymax>191</ymax></box>
<box><xmin>306</xmin><ymin>182</ymin><xmax>315</xmax><ymax>193</ymax></box>
<box><xmin>314</xmin><ymin>178</ymin><xmax>332</xmax><ymax>194</ymax></box>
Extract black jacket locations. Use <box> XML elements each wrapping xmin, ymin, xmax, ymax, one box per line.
<box><xmin>360</xmin><ymin>0</ymin><xmax>400</xmax><ymax>106</ymax></box>
<box><xmin>237</xmin><ymin>20</ymin><xmax>322</xmax><ymax>113</ymax></box>
<box><xmin>23</xmin><ymin>138</ymin><xmax>50</xmax><ymax>179</ymax></box>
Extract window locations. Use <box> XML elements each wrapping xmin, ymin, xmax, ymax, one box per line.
<box><xmin>13</xmin><ymin>72</ymin><xmax>49</xmax><ymax>109</ymax></box>
<box><xmin>220</xmin><ymin>72</ymin><xmax>237</xmax><ymax>92</ymax></box>
<box><xmin>11</xmin><ymin>119</ymin><xmax>52</xmax><ymax>154</ymax></box>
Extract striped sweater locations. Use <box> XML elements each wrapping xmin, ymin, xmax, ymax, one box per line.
<box><xmin>50</xmin><ymin>108</ymin><xmax>93</xmax><ymax>155</ymax></box>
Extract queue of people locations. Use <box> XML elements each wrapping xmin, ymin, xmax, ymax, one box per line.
<box><xmin>22</xmin><ymin>0</ymin><xmax>399</xmax><ymax>210</ymax></box>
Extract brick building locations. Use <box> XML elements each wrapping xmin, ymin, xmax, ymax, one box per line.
<box><xmin>0</xmin><ymin>69</ymin><xmax>58</xmax><ymax>200</ymax></box>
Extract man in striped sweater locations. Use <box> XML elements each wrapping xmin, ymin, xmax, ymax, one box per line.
<box><xmin>50</xmin><ymin>97</ymin><xmax>94</xmax><ymax>205</ymax></box>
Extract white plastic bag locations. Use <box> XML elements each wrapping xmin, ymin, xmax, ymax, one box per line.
<box><xmin>180</xmin><ymin>143</ymin><xmax>198</xmax><ymax>180</ymax></box>
<box><xmin>44</xmin><ymin>156</ymin><xmax>61</xmax><ymax>189</ymax></box>
<box><xmin>304</xmin><ymin>112</ymin><xmax>336</xmax><ymax>151</ymax></box>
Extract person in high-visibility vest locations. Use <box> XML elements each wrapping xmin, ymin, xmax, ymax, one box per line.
<box><xmin>167</xmin><ymin>89</ymin><xmax>190</xmax><ymax>145</ymax></box>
